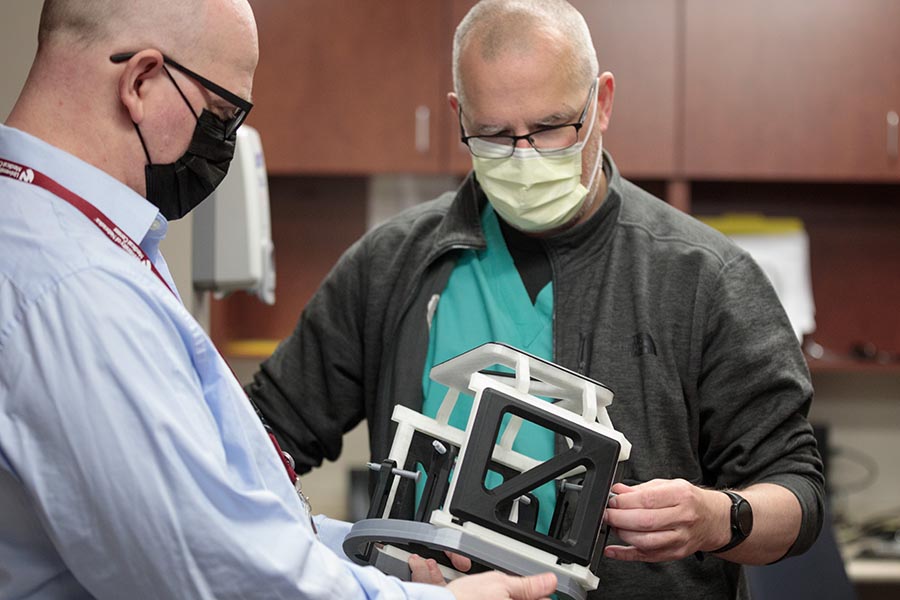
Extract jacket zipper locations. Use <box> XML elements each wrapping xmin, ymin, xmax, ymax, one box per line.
<box><xmin>374</xmin><ymin>243</ymin><xmax>477</xmax><ymax>417</ymax></box>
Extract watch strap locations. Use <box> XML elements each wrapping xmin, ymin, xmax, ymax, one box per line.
<box><xmin>711</xmin><ymin>490</ymin><xmax>750</xmax><ymax>554</ymax></box>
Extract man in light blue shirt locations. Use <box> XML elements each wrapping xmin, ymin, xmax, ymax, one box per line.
<box><xmin>0</xmin><ymin>1</ymin><xmax>557</xmax><ymax>598</ymax></box>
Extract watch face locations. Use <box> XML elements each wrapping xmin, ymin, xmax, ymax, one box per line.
<box><xmin>736</xmin><ymin>499</ymin><xmax>754</xmax><ymax>536</ymax></box>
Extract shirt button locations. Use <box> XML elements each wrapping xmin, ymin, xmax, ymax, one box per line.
<box><xmin>150</xmin><ymin>218</ymin><xmax>162</xmax><ymax>231</ymax></box>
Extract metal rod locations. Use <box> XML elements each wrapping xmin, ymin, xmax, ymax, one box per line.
<box><xmin>367</xmin><ymin>462</ymin><xmax>420</xmax><ymax>482</ymax></box>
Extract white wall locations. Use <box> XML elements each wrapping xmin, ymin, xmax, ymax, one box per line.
<box><xmin>0</xmin><ymin>2</ymin><xmax>41</xmax><ymax>122</ymax></box>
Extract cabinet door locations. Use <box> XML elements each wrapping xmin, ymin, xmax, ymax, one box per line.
<box><xmin>444</xmin><ymin>0</ymin><xmax>679</xmax><ymax>178</ymax></box>
<box><xmin>249</xmin><ymin>1</ymin><xmax>445</xmax><ymax>174</ymax></box>
<box><xmin>685</xmin><ymin>0</ymin><xmax>900</xmax><ymax>180</ymax></box>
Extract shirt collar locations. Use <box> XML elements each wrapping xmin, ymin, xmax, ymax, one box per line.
<box><xmin>0</xmin><ymin>123</ymin><xmax>161</xmax><ymax>244</ymax></box>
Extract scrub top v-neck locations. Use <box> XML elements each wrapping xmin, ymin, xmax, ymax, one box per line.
<box><xmin>421</xmin><ymin>204</ymin><xmax>556</xmax><ymax>533</ymax></box>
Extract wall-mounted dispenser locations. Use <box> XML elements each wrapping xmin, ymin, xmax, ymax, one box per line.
<box><xmin>192</xmin><ymin>125</ymin><xmax>275</xmax><ymax>305</ymax></box>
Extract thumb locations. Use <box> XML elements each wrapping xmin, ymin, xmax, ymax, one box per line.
<box><xmin>506</xmin><ymin>572</ymin><xmax>557</xmax><ymax>599</ymax></box>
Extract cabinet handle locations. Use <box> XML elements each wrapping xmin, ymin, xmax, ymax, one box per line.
<box><xmin>888</xmin><ymin>110</ymin><xmax>899</xmax><ymax>160</ymax></box>
<box><xmin>415</xmin><ymin>105</ymin><xmax>430</xmax><ymax>154</ymax></box>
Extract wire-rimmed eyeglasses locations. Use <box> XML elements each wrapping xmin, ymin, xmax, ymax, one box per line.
<box><xmin>459</xmin><ymin>79</ymin><xmax>598</xmax><ymax>159</ymax></box>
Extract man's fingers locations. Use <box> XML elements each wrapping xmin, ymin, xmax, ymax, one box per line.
<box><xmin>614</xmin><ymin>527</ymin><xmax>680</xmax><ymax>552</ymax></box>
<box><xmin>604</xmin><ymin>542</ymin><xmax>687</xmax><ymax>563</ymax></box>
<box><xmin>609</xmin><ymin>482</ymin><xmax>634</xmax><ymax>495</ymax></box>
<box><xmin>607</xmin><ymin>483</ymin><xmax>680</xmax><ymax>510</ymax></box>
<box><xmin>506</xmin><ymin>572</ymin><xmax>557</xmax><ymax>599</ymax></box>
<box><xmin>426</xmin><ymin>558</ymin><xmax>444</xmax><ymax>583</ymax></box>
<box><xmin>604</xmin><ymin>544</ymin><xmax>645</xmax><ymax>562</ymax></box>
<box><xmin>408</xmin><ymin>554</ymin><xmax>445</xmax><ymax>585</ymax></box>
<box><xmin>445</xmin><ymin>551</ymin><xmax>472</xmax><ymax>572</ymax></box>
<box><xmin>604</xmin><ymin>504</ymin><xmax>681</xmax><ymax>531</ymax></box>
<box><xmin>408</xmin><ymin>554</ymin><xmax>429</xmax><ymax>582</ymax></box>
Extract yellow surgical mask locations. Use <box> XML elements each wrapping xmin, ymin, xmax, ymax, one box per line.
<box><xmin>471</xmin><ymin>97</ymin><xmax>602</xmax><ymax>233</ymax></box>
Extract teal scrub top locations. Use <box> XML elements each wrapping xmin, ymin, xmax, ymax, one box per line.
<box><xmin>421</xmin><ymin>205</ymin><xmax>556</xmax><ymax>533</ymax></box>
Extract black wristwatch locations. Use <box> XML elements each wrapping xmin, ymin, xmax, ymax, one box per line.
<box><xmin>711</xmin><ymin>490</ymin><xmax>753</xmax><ymax>553</ymax></box>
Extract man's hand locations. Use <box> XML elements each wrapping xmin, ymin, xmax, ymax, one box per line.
<box><xmin>408</xmin><ymin>552</ymin><xmax>471</xmax><ymax>585</ymax></box>
<box><xmin>602</xmin><ymin>479</ymin><xmax>731</xmax><ymax>562</ymax></box>
<box><xmin>446</xmin><ymin>571</ymin><xmax>557</xmax><ymax>600</ymax></box>
<box><xmin>408</xmin><ymin>553</ymin><xmax>556</xmax><ymax>599</ymax></box>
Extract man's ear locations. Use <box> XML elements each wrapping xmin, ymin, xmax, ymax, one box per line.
<box><xmin>595</xmin><ymin>71</ymin><xmax>615</xmax><ymax>134</ymax></box>
<box><xmin>448</xmin><ymin>92</ymin><xmax>459</xmax><ymax>115</ymax></box>
<box><xmin>116</xmin><ymin>50</ymin><xmax>165</xmax><ymax>125</ymax></box>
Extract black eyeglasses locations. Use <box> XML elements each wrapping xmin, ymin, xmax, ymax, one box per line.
<box><xmin>110</xmin><ymin>52</ymin><xmax>253</xmax><ymax>138</ymax></box>
<box><xmin>459</xmin><ymin>79</ymin><xmax>598</xmax><ymax>159</ymax></box>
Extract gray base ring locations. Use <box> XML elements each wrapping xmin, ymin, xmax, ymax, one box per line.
<box><xmin>343</xmin><ymin>519</ymin><xmax>588</xmax><ymax>600</ymax></box>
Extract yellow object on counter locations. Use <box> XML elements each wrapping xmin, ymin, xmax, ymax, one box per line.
<box><xmin>699</xmin><ymin>213</ymin><xmax>805</xmax><ymax>236</ymax></box>
<box><xmin>225</xmin><ymin>339</ymin><xmax>280</xmax><ymax>358</ymax></box>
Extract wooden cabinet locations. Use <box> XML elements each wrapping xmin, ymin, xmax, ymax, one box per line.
<box><xmin>444</xmin><ymin>0</ymin><xmax>679</xmax><ymax>178</ymax></box>
<box><xmin>248</xmin><ymin>1</ymin><xmax>446</xmax><ymax>175</ymax></box>
<box><xmin>250</xmin><ymin>1</ymin><xmax>900</xmax><ymax>181</ymax></box>
<box><xmin>572</xmin><ymin>0</ymin><xmax>679</xmax><ymax>179</ymax></box>
<box><xmin>684</xmin><ymin>0</ymin><xmax>900</xmax><ymax>181</ymax></box>
<box><xmin>250</xmin><ymin>0</ymin><xmax>678</xmax><ymax>178</ymax></box>
<box><xmin>441</xmin><ymin>0</ymin><xmax>473</xmax><ymax>175</ymax></box>
<box><xmin>683</xmin><ymin>0</ymin><xmax>900</xmax><ymax>370</ymax></box>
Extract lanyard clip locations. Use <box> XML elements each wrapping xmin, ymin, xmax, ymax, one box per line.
<box><xmin>264</xmin><ymin>425</ymin><xmax>298</xmax><ymax>484</ymax></box>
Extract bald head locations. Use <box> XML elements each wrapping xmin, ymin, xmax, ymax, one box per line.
<box><xmin>39</xmin><ymin>1</ymin><xmax>196</xmax><ymax>59</ymax></box>
<box><xmin>452</xmin><ymin>0</ymin><xmax>598</xmax><ymax>106</ymax></box>
<box><xmin>7</xmin><ymin>0</ymin><xmax>258</xmax><ymax>197</ymax></box>
<box><xmin>39</xmin><ymin>0</ymin><xmax>256</xmax><ymax>68</ymax></box>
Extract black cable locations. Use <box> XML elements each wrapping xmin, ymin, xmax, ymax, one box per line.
<box><xmin>828</xmin><ymin>444</ymin><xmax>879</xmax><ymax>495</ymax></box>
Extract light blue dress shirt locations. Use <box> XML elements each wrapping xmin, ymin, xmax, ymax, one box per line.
<box><xmin>0</xmin><ymin>124</ymin><xmax>451</xmax><ymax>600</ymax></box>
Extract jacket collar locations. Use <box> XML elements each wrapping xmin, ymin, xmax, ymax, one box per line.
<box><xmin>432</xmin><ymin>173</ymin><xmax>488</xmax><ymax>253</ymax></box>
<box><xmin>545</xmin><ymin>150</ymin><xmax>623</xmax><ymax>254</ymax></box>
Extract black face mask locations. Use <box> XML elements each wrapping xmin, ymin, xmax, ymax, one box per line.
<box><xmin>135</xmin><ymin>109</ymin><xmax>236</xmax><ymax>221</ymax></box>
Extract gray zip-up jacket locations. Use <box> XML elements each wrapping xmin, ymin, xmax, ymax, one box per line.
<box><xmin>247</xmin><ymin>154</ymin><xmax>824</xmax><ymax>599</ymax></box>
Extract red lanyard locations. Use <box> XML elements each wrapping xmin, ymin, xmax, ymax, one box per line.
<box><xmin>0</xmin><ymin>156</ymin><xmax>299</xmax><ymax>487</ymax></box>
